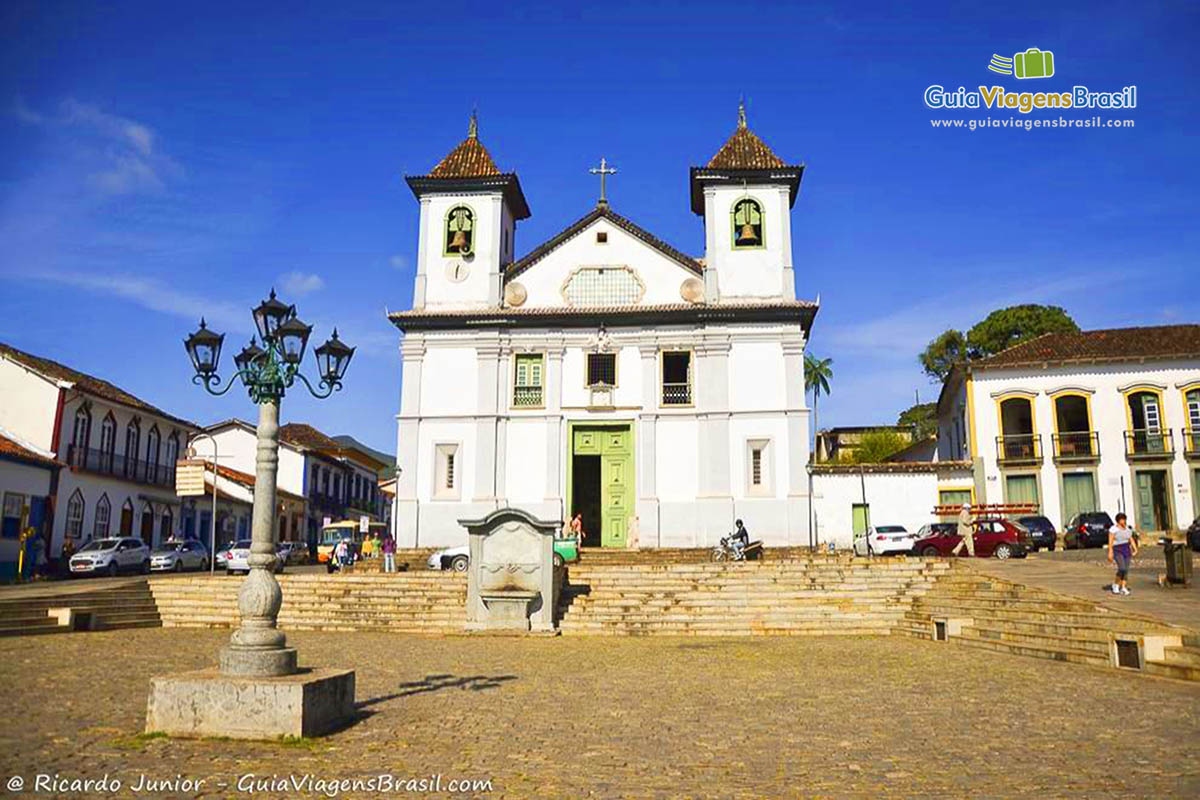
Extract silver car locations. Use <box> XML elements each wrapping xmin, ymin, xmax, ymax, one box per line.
<box><xmin>69</xmin><ymin>537</ymin><xmax>150</xmax><ymax>577</ymax></box>
<box><xmin>150</xmin><ymin>540</ymin><xmax>210</xmax><ymax>572</ymax></box>
<box><xmin>222</xmin><ymin>539</ymin><xmax>283</xmax><ymax>575</ymax></box>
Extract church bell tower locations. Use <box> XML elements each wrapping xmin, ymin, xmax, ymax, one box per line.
<box><xmin>405</xmin><ymin>113</ymin><xmax>531</xmax><ymax>309</ymax></box>
<box><xmin>689</xmin><ymin>103</ymin><xmax>805</xmax><ymax>301</ymax></box>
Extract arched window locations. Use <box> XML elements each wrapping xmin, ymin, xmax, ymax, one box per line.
<box><xmin>120</xmin><ymin>498</ymin><xmax>135</xmax><ymax>536</ymax></box>
<box><xmin>94</xmin><ymin>493</ymin><xmax>112</xmax><ymax>538</ymax></box>
<box><xmin>99</xmin><ymin>413</ymin><xmax>117</xmax><ymax>471</ymax></box>
<box><xmin>140</xmin><ymin>501</ymin><xmax>155</xmax><ymax>544</ymax></box>
<box><xmin>160</xmin><ymin>508</ymin><xmax>173</xmax><ymax>542</ymax></box>
<box><xmin>146</xmin><ymin>425</ymin><xmax>161</xmax><ymax>483</ymax></box>
<box><xmin>124</xmin><ymin>418</ymin><xmax>141</xmax><ymax>480</ymax></box>
<box><xmin>70</xmin><ymin>405</ymin><xmax>92</xmax><ymax>466</ymax></box>
<box><xmin>444</xmin><ymin>205</ymin><xmax>475</xmax><ymax>255</ymax></box>
<box><xmin>731</xmin><ymin>198</ymin><xmax>764</xmax><ymax>249</ymax></box>
<box><xmin>65</xmin><ymin>489</ymin><xmax>85</xmax><ymax>540</ymax></box>
<box><xmin>165</xmin><ymin>432</ymin><xmax>180</xmax><ymax>484</ymax></box>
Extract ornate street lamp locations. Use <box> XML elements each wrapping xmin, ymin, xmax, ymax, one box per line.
<box><xmin>182</xmin><ymin>289</ymin><xmax>353</xmax><ymax>678</ymax></box>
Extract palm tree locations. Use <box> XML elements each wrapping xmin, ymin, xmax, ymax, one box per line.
<box><xmin>805</xmin><ymin>352</ymin><xmax>833</xmax><ymax>461</ymax></box>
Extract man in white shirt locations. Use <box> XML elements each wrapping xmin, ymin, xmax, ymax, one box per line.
<box><xmin>951</xmin><ymin>504</ymin><xmax>975</xmax><ymax>557</ymax></box>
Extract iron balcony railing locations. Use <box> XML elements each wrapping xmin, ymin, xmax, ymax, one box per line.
<box><xmin>1185</xmin><ymin>429</ymin><xmax>1200</xmax><ymax>459</ymax></box>
<box><xmin>1124</xmin><ymin>428</ymin><xmax>1175</xmax><ymax>460</ymax></box>
<box><xmin>662</xmin><ymin>382</ymin><xmax>692</xmax><ymax>406</ymax></box>
<box><xmin>1052</xmin><ymin>431</ymin><xmax>1100</xmax><ymax>462</ymax></box>
<box><xmin>512</xmin><ymin>385</ymin><xmax>543</xmax><ymax>408</ymax></box>
<box><xmin>66</xmin><ymin>445</ymin><xmax>175</xmax><ymax>489</ymax></box>
<box><xmin>995</xmin><ymin>434</ymin><xmax>1042</xmax><ymax>465</ymax></box>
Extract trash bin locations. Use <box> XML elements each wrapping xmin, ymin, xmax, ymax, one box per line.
<box><xmin>1161</xmin><ymin>539</ymin><xmax>1193</xmax><ymax>585</ymax></box>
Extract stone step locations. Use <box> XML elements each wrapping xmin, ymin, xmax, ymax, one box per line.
<box><xmin>1158</xmin><ymin>646</ymin><xmax>1200</xmax><ymax>669</ymax></box>
<box><xmin>1143</xmin><ymin>660</ymin><xmax>1200</xmax><ymax>682</ymax></box>
<box><xmin>953</xmin><ymin>628</ymin><xmax>1112</xmax><ymax>668</ymax></box>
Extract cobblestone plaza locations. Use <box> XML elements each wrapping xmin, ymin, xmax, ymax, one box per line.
<box><xmin>1</xmin><ymin>628</ymin><xmax>1196</xmax><ymax>798</ymax></box>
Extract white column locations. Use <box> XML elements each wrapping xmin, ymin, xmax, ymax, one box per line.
<box><xmin>636</xmin><ymin>342</ymin><xmax>660</xmax><ymax>546</ymax></box>
<box><xmin>782</xmin><ymin>336</ymin><xmax>811</xmax><ymax>545</ymax></box>
<box><xmin>396</xmin><ymin>335</ymin><xmax>424</xmax><ymax>546</ymax></box>
<box><xmin>696</xmin><ymin>334</ymin><xmax>733</xmax><ymax>545</ymax></box>
<box><xmin>544</xmin><ymin>337</ymin><xmax>565</xmax><ymax>514</ymax></box>
<box><xmin>474</xmin><ymin>339</ymin><xmax>501</xmax><ymax>503</ymax></box>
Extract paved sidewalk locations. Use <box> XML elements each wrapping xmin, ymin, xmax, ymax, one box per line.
<box><xmin>970</xmin><ymin>544</ymin><xmax>1199</xmax><ymax>630</ymax></box>
<box><xmin>1</xmin><ymin>629</ymin><xmax>1197</xmax><ymax>798</ymax></box>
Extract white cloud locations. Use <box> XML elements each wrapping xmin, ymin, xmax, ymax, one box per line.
<box><xmin>13</xmin><ymin>97</ymin><xmax>178</xmax><ymax>195</ymax></box>
<box><xmin>389</xmin><ymin>254</ymin><xmax>408</xmax><ymax>271</ymax></box>
<box><xmin>28</xmin><ymin>271</ymin><xmax>251</xmax><ymax>334</ymax></box>
<box><xmin>278</xmin><ymin>271</ymin><xmax>325</xmax><ymax>296</ymax></box>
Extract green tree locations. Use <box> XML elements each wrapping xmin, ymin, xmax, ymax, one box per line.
<box><xmin>843</xmin><ymin>429</ymin><xmax>910</xmax><ymax>464</ymax></box>
<box><xmin>919</xmin><ymin>329</ymin><xmax>967</xmax><ymax>382</ymax></box>
<box><xmin>965</xmin><ymin>304</ymin><xmax>1079</xmax><ymax>358</ymax></box>
<box><xmin>897</xmin><ymin>402</ymin><xmax>937</xmax><ymax>441</ymax></box>
<box><xmin>919</xmin><ymin>305</ymin><xmax>1079</xmax><ymax>382</ymax></box>
<box><xmin>804</xmin><ymin>352</ymin><xmax>833</xmax><ymax>452</ymax></box>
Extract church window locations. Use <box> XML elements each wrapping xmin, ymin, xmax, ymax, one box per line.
<box><xmin>514</xmin><ymin>354</ymin><xmax>545</xmax><ymax>408</ymax></box>
<box><xmin>562</xmin><ymin>266</ymin><xmax>644</xmax><ymax>307</ymax></box>
<box><xmin>444</xmin><ymin>206</ymin><xmax>475</xmax><ymax>256</ymax></box>
<box><xmin>747</xmin><ymin>439</ymin><xmax>771</xmax><ymax>495</ymax></box>
<box><xmin>731</xmin><ymin>198</ymin><xmax>764</xmax><ymax>249</ymax></box>
<box><xmin>435</xmin><ymin>444</ymin><xmax>460</xmax><ymax>500</ymax></box>
<box><xmin>661</xmin><ymin>351</ymin><xmax>692</xmax><ymax>406</ymax></box>
<box><xmin>66</xmin><ymin>489</ymin><xmax>85</xmax><ymax>539</ymax></box>
<box><xmin>586</xmin><ymin>353</ymin><xmax>616</xmax><ymax>387</ymax></box>
<box><xmin>595</xmin><ymin>231</ymin><xmax>608</xmax><ymax>244</ymax></box>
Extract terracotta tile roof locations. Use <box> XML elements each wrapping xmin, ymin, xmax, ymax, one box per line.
<box><xmin>0</xmin><ymin>431</ymin><xmax>62</xmax><ymax>469</ymax></box>
<box><xmin>707</xmin><ymin>125</ymin><xmax>787</xmax><ymax>170</ymax></box>
<box><xmin>973</xmin><ymin>325</ymin><xmax>1200</xmax><ymax>369</ymax></box>
<box><xmin>278</xmin><ymin>422</ymin><xmax>343</xmax><ymax>453</ymax></box>
<box><xmin>418</xmin><ymin>113</ymin><xmax>501</xmax><ymax>179</ymax></box>
<box><xmin>704</xmin><ymin>102</ymin><xmax>793</xmax><ymax>170</ymax></box>
<box><xmin>206</xmin><ymin>461</ymin><xmax>305</xmax><ymax>503</ymax></box>
<box><xmin>506</xmin><ymin>205</ymin><xmax>702</xmax><ymax>280</ymax></box>
<box><xmin>0</xmin><ymin>341</ymin><xmax>196</xmax><ymax>429</ymax></box>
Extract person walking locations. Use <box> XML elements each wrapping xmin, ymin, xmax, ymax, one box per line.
<box><xmin>951</xmin><ymin>503</ymin><xmax>975</xmax><ymax>557</ymax></box>
<box><xmin>1107</xmin><ymin>512</ymin><xmax>1138</xmax><ymax>595</ymax></box>
<box><xmin>381</xmin><ymin>533</ymin><xmax>396</xmax><ymax>574</ymax></box>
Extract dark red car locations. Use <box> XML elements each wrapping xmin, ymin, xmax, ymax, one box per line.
<box><xmin>912</xmin><ymin>518</ymin><xmax>1032</xmax><ymax>560</ymax></box>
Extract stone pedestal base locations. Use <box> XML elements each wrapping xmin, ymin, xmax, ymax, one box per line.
<box><xmin>146</xmin><ymin>668</ymin><xmax>355</xmax><ymax>740</ymax></box>
<box><xmin>219</xmin><ymin>646</ymin><xmax>298</xmax><ymax>677</ymax></box>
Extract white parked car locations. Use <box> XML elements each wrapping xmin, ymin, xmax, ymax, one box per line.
<box><xmin>150</xmin><ymin>540</ymin><xmax>209</xmax><ymax>572</ymax></box>
<box><xmin>853</xmin><ymin>525</ymin><xmax>916</xmax><ymax>557</ymax></box>
<box><xmin>221</xmin><ymin>539</ymin><xmax>283</xmax><ymax>575</ymax></box>
<box><xmin>69</xmin><ymin>537</ymin><xmax>151</xmax><ymax>577</ymax></box>
<box><xmin>427</xmin><ymin>545</ymin><xmax>470</xmax><ymax>572</ymax></box>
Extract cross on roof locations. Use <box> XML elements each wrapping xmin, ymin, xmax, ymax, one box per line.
<box><xmin>588</xmin><ymin>157</ymin><xmax>617</xmax><ymax>207</ymax></box>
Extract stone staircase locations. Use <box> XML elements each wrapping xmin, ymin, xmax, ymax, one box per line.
<box><xmin>0</xmin><ymin>581</ymin><xmax>161</xmax><ymax>636</ymax></box>
<box><xmin>149</xmin><ymin>572</ymin><xmax>467</xmax><ymax>633</ymax></box>
<box><xmin>898</xmin><ymin>570</ymin><xmax>1199</xmax><ymax>681</ymax></box>
<box><xmin>557</xmin><ymin>557</ymin><xmax>951</xmax><ymax>636</ymax></box>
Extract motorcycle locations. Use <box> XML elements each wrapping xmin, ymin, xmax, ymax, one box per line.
<box><xmin>712</xmin><ymin>534</ymin><xmax>762</xmax><ymax>562</ymax></box>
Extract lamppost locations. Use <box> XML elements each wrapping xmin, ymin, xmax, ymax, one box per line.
<box><xmin>183</xmin><ymin>289</ymin><xmax>354</xmax><ymax>677</ymax></box>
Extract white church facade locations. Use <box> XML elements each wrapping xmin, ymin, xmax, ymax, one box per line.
<box><xmin>391</xmin><ymin>109</ymin><xmax>817</xmax><ymax>548</ymax></box>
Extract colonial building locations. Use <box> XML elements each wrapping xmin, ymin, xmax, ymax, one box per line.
<box><xmin>0</xmin><ymin>426</ymin><xmax>63</xmax><ymax>578</ymax></box>
<box><xmin>0</xmin><ymin>341</ymin><xmax>197</xmax><ymax>556</ymax></box>
<box><xmin>194</xmin><ymin>419</ymin><xmax>388</xmax><ymax>547</ymax></box>
<box><xmin>180</xmin><ymin>461</ymin><xmax>308</xmax><ymax>552</ymax></box>
<box><xmin>937</xmin><ymin>325</ymin><xmax>1200</xmax><ymax>532</ymax></box>
<box><xmin>390</xmin><ymin>108</ymin><xmax>817</xmax><ymax>548</ymax></box>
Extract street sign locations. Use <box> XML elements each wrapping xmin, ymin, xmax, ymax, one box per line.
<box><xmin>359</xmin><ymin>515</ymin><xmax>369</xmax><ymax>533</ymax></box>
<box><xmin>175</xmin><ymin>459</ymin><xmax>207</xmax><ymax>497</ymax></box>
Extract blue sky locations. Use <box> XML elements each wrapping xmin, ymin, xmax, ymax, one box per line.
<box><xmin>1</xmin><ymin>1</ymin><xmax>1197</xmax><ymax>453</ymax></box>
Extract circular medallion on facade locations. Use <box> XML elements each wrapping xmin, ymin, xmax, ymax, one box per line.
<box><xmin>680</xmin><ymin>277</ymin><xmax>705</xmax><ymax>304</ymax></box>
<box><xmin>504</xmin><ymin>281</ymin><xmax>528</xmax><ymax>307</ymax></box>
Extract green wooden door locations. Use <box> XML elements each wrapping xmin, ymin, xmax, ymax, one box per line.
<box><xmin>1061</xmin><ymin>473</ymin><xmax>1097</xmax><ymax>521</ymax></box>
<box><xmin>1135</xmin><ymin>472</ymin><xmax>1155</xmax><ymax>531</ymax></box>
<box><xmin>1005</xmin><ymin>475</ymin><xmax>1039</xmax><ymax>508</ymax></box>
<box><xmin>1193</xmin><ymin>469</ymin><xmax>1200</xmax><ymax>518</ymax></box>
<box><xmin>600</xmin><ymin>428</ymin><xmax>632</xmax><ymax>548</ymax></box>
<box><xmin>851</xmin><ymin>504</ymin><xmax>870</xmax><ymax>536</ymax></box>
